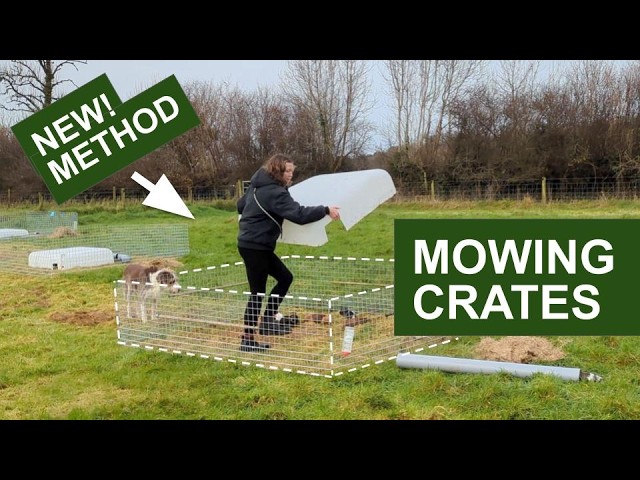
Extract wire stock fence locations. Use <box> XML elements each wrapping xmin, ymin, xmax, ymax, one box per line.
<box><xmin>394</xmin><ymin>177</ymin><xmax>640</xmax><ymax>202</ymax></box>
<box><xmin>3</xmin><ymin>177</ymin><xmax>640</xmax><ymax>207</ymax></box>
<box><xmin>0</xmin><ymin>184</ymin><xmax>239</xmax><ymax>207</ymax></box>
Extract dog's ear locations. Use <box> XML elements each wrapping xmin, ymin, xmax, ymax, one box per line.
<box><xmin>146</xmin><ymin>266</ymin><xmax>159</xmax><ymax>274</ymax></box>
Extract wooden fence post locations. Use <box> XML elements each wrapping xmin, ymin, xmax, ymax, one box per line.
<box><xmin>113</xmin><ymin>186</ymin><xmax>116</xmax><ymax>204</ymax></box>
<box><xmin>541</xmin><ymin>177</ymin><xmax>547</xmax><ymax>203</ymax></box>
<box><xmin>188</xmin><ymin>187</ymin><xmax>193</xmax><ymax>202</ymax></box>
<box><xmin>7</xmin><ymin>188</ymin><xmax>10</xmax><ymax>206</ymax></box>
<box><xmin>120</xmin><ymin>188</ymin><xmax>126</xmax><ymax>203</ymax></box>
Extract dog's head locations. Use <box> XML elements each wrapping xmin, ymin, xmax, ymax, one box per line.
<box><xmin>151</xmin><ymin>268</ymin><xmax>180</xmax><ymax>293</ymax></box>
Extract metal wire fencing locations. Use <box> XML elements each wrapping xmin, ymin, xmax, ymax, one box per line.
<box><xmin>0</xmin><ymin>220</ymin><xmax>189</xmax><ymax>275</ymax></box>
<box><xmin>4</xmin><ymin>177</ymin><xmax>640</xmax><ymax>207</ymax></box>
<box><xmin>114</xmin><ymin>255</ymin><xmax>445</xmax><ymax>378</ymax></box>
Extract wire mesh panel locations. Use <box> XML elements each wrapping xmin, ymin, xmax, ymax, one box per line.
<box><xmin>0</xmin><ymin>211</ymin><xmax>78</xmax><ymax>234</ymax></box>
<box><xmin>0</xmin><ymin>223</ymin><xmax>189</xmax><ymax>275</ymax></box>
<box><xmin>114</xmin><ymin>255</ymin><xmax>444</xmax><ymax>377</ymax></box>
<box><xmin>26</xmin><ymin>211</ymin><xmax>78</xmax><ymax>234</ymax></box>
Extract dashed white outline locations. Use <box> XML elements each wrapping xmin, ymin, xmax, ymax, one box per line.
<box><xmin>114</xmin><ymin>255</ymin><xmax>456</xmax><ymax>378</ymax></box>
<box><xmin>115</xmin><ymin>336</ymin><xmax>456</xmax><ymax>378</ymax></box>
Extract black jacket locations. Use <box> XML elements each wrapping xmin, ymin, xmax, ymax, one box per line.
<box><xmin>237</xmin><ymin>168</ymin><xmax>328</xmax><ymax>251</ymax></box>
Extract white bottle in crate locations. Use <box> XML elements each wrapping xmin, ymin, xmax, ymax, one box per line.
<box><xmin>342</xmin><ymin>326</ymin><xmax>355</xmax><ymax>356</ymax></box>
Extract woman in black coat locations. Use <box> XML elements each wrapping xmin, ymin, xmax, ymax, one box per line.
<box><xmin>237</xmin><ymin>153</ymin><xmax>340</xmax><ymax>352</ymax></box>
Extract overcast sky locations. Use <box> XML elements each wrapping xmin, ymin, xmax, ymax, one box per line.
<box><xmin>3</xmin><ymin>60</ymin><xmax>393</xmax><ymax>152</ymax></box>
<box><xmin>66</xmin><ymin>60</ymin><xmax>290</xmax><ymax>98</ymax></box>
<box><xmin>72</xmin><ymin>60</ymin><xmax>391</xmax><ymax>151</ymax></box>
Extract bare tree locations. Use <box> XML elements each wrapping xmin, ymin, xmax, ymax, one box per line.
<box><xmin>0</xmin><ymin>125</ymin><xmax>43</xmax><ymax>195</ymax></box>
<box><xmin>282</xmin><ymin>60</ymin><xmax>373</xmax><ymax>172</ymax></box>
<box><xmin>495</xmin><ymin>61</ymin><xmax>540</xmax><ymax>99</ymax></box>
<box><xmin>161</xmin><ymin>80</ymin><xmax>235</xmax><ymax>185</ymax></box>
<box><xmin>383</xmin><ymin>60</ymin><xmax>485</xmax><ymax>153</ymax></box>
<box><xmin>0</xmin><ymin>60</ymin><xmax>87</xmax><ymax>114</ymax></box>
<box><xmin>253</xmin><ymin>86</ymin><xmax>294</xmax><ymax>163</ymax></box>
<box><xmin>383</xmin><ymin>60</ymin><xmax>417</xmax><ymax>150</ymax></box>
<box><xmin>158</xmin><ymin>81</ymin><xmax>295</xmax><ymax>185</ymax></box>
<box><xmin>493</xmin><ymin>60</ymin><xmax>540</xmax><ymax>132</ymax></box>
<box><xmin>619</xmin><ymin>60</ymin><xmax>640</xmax><ymax>118</ymax></box>
<box><xmin>485</xmin><ymin>61</ymin><xmax>545</xmax><ymax>179</ymax></box>
<box><xmin>564</xmin><ymin>60</ymin><xmax>618</xmax><ymax>123</ymax></box>
<box><xmin>607</xmin><ymin>61</ymin><xmax>640</xmax><ymax>180</ymax></box>
<box><xmin>434</xmin><ymin>61</ymin><xmax>485</xmax><ymax>142</ymax></box>
<box><xmin>557</xmin><ymin>61</ymin><xmax>620</xmax><ymax>179</ymax></box>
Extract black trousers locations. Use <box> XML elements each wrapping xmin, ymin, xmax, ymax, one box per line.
<box><xmin>238</xmin><ymin>247</ymin><xmax>293</xmax><ymax>334</ymax></box>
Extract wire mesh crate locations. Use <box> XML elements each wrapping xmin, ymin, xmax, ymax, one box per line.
<box><xmin>0</xmin><ymin>210</ymin><xmax>78</xmax><ymax>235</ymax></box>
<box><xmin>114</xmin><ymin>255</ymin><xmax>443</xmax><ymax>378</ymax></box>
<box><xmin>0</xmin><ymin>219</ymin><xmax>189</xmax><ymax>275</ymax></box>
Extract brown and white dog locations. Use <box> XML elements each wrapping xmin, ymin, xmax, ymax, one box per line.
<box><xmin>123</xmin><ymin>264</ymin><xmax>180</xmax><ymax>322</ymax></box>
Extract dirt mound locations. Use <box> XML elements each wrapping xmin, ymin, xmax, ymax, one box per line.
<box><xmin>49</xmin><ymin>309</ymin><xmax>113</xmax><ymax>326</ymax></box>
<box><xmin>48</xmin><ymin>227</ymin><xmax>78</xmax><ymax>238</ymax></box>
<box><xmin>474</xmin><ymin>336</ymin><xmax>565</xmax><ymax>363</ymax></box>
<box><xmin>148</xmin><ymin>258</ymin><xmax>183</xmax><ymax>269</ymax></box>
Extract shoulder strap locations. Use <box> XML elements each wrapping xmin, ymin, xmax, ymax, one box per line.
<box><xmin>253</xmin><ymin>188</ymin><xmax>283</xmax><ymax>238</ymax></box>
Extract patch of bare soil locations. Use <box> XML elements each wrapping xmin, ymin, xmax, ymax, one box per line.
<box><xmin>474</xmin><ymin>336</ymin><xmax>565</xmax><ymax>363</ymax></box>
<box><xmin>48</xmin><ymin>309</ymin><xmax>113</xmax><ymax>326</ymax></box>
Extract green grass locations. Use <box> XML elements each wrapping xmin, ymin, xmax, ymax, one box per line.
<box><xmin>2</xmin><ymin>199</ymin><xmax>640</xmax><ymax>419</ymax></box>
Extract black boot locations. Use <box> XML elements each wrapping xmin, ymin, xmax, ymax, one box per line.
<box><xmin>240</xmin><ymin>335</ymin><xmax>270</xmax><ymax>352</ymax></box>
<box><xmin>258</xmin><ymin>315</ymin><xmax>293</xmax><ymax>336</ymax></box>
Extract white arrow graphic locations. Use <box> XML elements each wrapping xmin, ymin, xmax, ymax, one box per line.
<box><xmin>131</xmin><ymin>171</ymin><xmax>194</xmax><ymax>219</ymax></box>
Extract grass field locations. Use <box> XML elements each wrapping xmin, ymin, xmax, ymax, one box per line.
<box><xmin>1</xmin><ymin>199</ymin><xmax>640</xmax><ymax>419</ymax></box>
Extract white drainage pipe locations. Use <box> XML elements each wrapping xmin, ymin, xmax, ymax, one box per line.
<box><xmin>397</xmin><ymin>354</ymin><xmax>601</xmax><ymax>382</ymax></box>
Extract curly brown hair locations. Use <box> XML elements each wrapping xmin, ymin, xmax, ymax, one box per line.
<box><xmin>262</xmin><ymin>154</ymin><xmax>293</xmax><ymax>186</ymax></box>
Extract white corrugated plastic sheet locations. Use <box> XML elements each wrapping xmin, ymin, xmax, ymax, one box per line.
<box><xmin>280</xmin><ymin>169</ymin><xmax>397</xmax><ymax>246</ymax></box>
<box><xmin>0</xmin><ymin>228</ymin><xmax>29</xmax><ymax>238</ymax></box>
<box><xmin>28</xmin><ymin>247</ymin><xmax>115</xmax><ymax>270</ymax></box>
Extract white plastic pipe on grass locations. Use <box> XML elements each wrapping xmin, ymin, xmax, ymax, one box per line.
<box><xmin>396</xmin><ymin>354</ymin><xmax>601</xmax><ymax>382</ymax></box>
